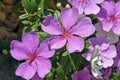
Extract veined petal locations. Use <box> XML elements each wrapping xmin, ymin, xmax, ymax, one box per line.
<box><xmin>101</xmin><ymin>45</ymin><xmax>117</xmax><ymax>59</ymax></box>
<box><xmin>41</xmin><ymin>16</ymin><xmax>63</xmax><ymax>35</ymax></box>
<box><xmin>35</xmin><ymin>57</ymin><xmax>51</xmax><ymax>78</ymax></box>
<box><xmin>71</xmin><ymin>17</ymin><xmax>95</xmax><ymax>37</ymax></box>
<box><xmin>102</xmin><ymin>20</ymin><xmax>113</xmax><ymax>32</ymax></box>
<box><xmin>22</xmin><ymin>31</ymin><xmax>39</xmax><ymax>53</ymax></box>
<box><xmin>84</xmin><ymin>4</ymin><xmax>100</xmax><ymax>15</ymax></box>
<box><xmin>15</xmin><ymin>62</ymin><xmax>36</xmax><ymax>80</ymax></box>
<box><xmin>101</xmin><ymin>1</ymin><xmax>115</xmax><ymax>15</ymax></box>
<box><xmin>112</xmin><ymin>23</ymin><xmax>120</xmax><ymax>35</ymax></box>
<box><xmin>67</xmin><ymin>36</ymin><xmax>84</xmax><ymax>53</ymax></box>
<box><xmin>60</xmin><ymin>8</ymin><xmax>79</xmax><ymax>30</ymax></box>
<box><xmin>91</xmin><ymin>0</ymin><xmax>104</xmax><ymax>4</ymax></box>
<box><xmin>101</xmin><ymin>57</ymin><xmax>114</xmax><ymax>68</ymax></box>
<box><xmin>10</xmin><ymin>40</ymin><xmax>28</xmax><ymax>61</ymax></box>
<box><xmin>37</xmin><ymin>40</ymin><xmax>55</xmax><ymax>58</ymax></box>
<box><xmin>49</xmin><ymin>36</ymin><xmax>66</xmax><ymax>50</ymax></box>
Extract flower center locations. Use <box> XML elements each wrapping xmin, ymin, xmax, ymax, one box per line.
<box><xmin>79</xmin><ymin>0</ymin><xmax>84</xmax><ymax>2</ymax></box>
<box><xmin>63</xmin><ymin>31</ymin><xmax>71</xmax><ymax>38</ymax></box>
<box><xmin>26</xmin><ymin>53</ymin><xmax>37</xmax><ymax>64</ymax></box>
<box><xmin>110</xmin><ymin>15</ymin><xmax>117</xmax><ymax>22</ymax></box>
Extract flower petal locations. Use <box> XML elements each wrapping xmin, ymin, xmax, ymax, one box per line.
<box><xmin>49</xmin><ymin>36</ymin><xmax>66</xmax><ymax>50</ymax></box>
<box><xmin>71</xmin><ymin>17</ymin><xmax>95</xmax><ymax>37</ymax></box>
<box><xmin>41</xmin><ymin>16</ymin><xmax>63</xmax><ymax>35</ymax></box>
<box><xmin>10</xmin><ymin>40</ymin><xmax>28</xmax><ymax>61</ymax></box>
<box><xmin>78</xmin><ymin>5</ymin><xmax>84</xmax><ymax>15</ymax></box>
<box><xmin>112</xmin><ymin>23</ymin><xmax>120</xmax><ymax>35</ymax></box>
<box><xmin>91</xmin><ymin>0</ymin><xmax>104</xmax><ymax>4</ymax></box>
<box><xmin>22</xmin><ymin>31</ymin><xmax>39</xmax><ymax>53</ymax></box>
<box><xmin>101</xmin><ymin>1</ymin><xmax>115</xmax><ymax>15</ymax></box>
<box><xmin>97</xmin><ymin>8</ymin><xmax>107</xmax><ymax>21</ymax></box>
<box><xmin>32</xmin><ymin>74</ymin><xmax>44</xmax><ymax>80</ymax></box>
<box><xmin>15</xmin><ymin>62</ymin><xmax>36</xmax><ymax>80</ymax></box>
<box><xmin>84</xmin><ymin>4</ymin><xmax>100</xmax><ymax>15</ymax></box>
<box><xmin>67</xmin><ymin>36</ymin><xmax>84</xmax><ymax>53</ymax></box>
<box><xmin>89</xmin><ymin>37</ymin><xmax>110</xmax><ymax>50</ymax></box>
<box><xmin>82</xmin><ymin>52</ymin><xmax>92</xmax><ymax>61</ymax></box>
<box><xmin>101</xmin><ymin>45</ymin><xmax>117</xmax><ymax>59</ymax></box>
<box><xmin>107</xmin><ymin>30</ymin><xmax>119</xmax><ymax>44</ymax></box>
<box><xmin>60</xmin><ymin>8</ymin><xmax>79</xmax><ymax>30</ymax></box>
<box><xmin>102</xmin><ymin>20</ymin><xmax>113</xmax><ymax>32</ymax></box>
<box><xmin>101</xmin><ymin>57</ymin><xmax>114</xmax><ymax>68</ymax></box>
<box><xmin>37</xmin><ymin>40</ymin><xmax>55</xmax><ymax>58</ymax></box>
<box><xmin>36</xmin><ymin>57</ymin><xmax>51</xmax><ymax>78</ymax></box>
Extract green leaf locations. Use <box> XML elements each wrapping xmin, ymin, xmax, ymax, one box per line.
<box><xmin>38</xmin><ymin>32</ymin><xmax>50</xmax><ymax>41</ymax></box>
<box><xmin>19</xmin><ymin>14</ymin><xmax>29</xmax><ymax>20</ymax></box>
<box><xmin>62</xmin><ymin>51</ymin><xmax>69</xmax><ymax>56</ymax></box>
<box><xmin>21</xmin><ymin>20</ymin><xmax>30</xmax><ymax>25</ymax></box>
<box><xmin>56</xmin><ymin>65</ymin><xmax>65</xmax><ymax>80</ymax></box>
<box><xmin>31</xmin><ymin>0</ymin><xmax>38</xmax><ymax>12</ymax></box>
<box><xmin>22</xmin><ymin>0</ymin><xmax>32</xmax><ymax>13</ymax></box>
<box><xmin>38</xmin><ymin>0</ymin><xmax>44</xmax><ymax>14</ymax></box>
<box><xmin>31</xmin><ymin>20</ymin><xmax>41</xmax><ymax>31</ymax></box>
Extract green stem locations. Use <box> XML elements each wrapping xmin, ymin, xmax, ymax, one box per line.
<box><xmin>68</xmin><ymin>53</ymin><xmax>76</xmax><ymax>71</ymax></box>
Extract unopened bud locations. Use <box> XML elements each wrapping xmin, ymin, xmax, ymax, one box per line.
<box><xmin>65</xmin><ymin>4</ymin><xmax>71</xmax><ymax>8</ymax></box>
<box><xmin>2</xmin><ymin>49</ymin><xmax>8</xmax><ymax>55</ymax></box>
<box><xmin>56</xmin><ymin>2</ymin><xmax>62</xmax><ymax>9</ymax></box>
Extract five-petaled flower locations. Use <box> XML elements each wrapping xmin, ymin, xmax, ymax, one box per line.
<box><xmin>42</xmin><ymin>8</ymin><xmax>95</xmax><ymax>53</ymax></box>
<box><xmin>97</xmin><ymin>1</ymin><xmax>120</xmax><ymax>35</ymax></box>
<box><xmin>68</xmin><ymin>0</ymin><xmax>104</xmax><ymax>15</ymax></box>
<box><xmin>83</xmin><ymin>37</ymin><xmax>117</xmax><ymax>68</ymax></box>
<box><xmin>10</xmin><ymin>31</ymin><xmax>55</xmax><ymax>80</ymax></box>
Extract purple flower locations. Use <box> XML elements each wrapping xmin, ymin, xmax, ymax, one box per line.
<box><xmin>95</xmin><ymin>22</ymin><xmax>119</xmax><ymax>44</ymax></box>
<box><xmin>10</xmin><ymin>32</ymin><xmax>55</xmax><ymax>80</ymax></box>
<box><xmin>72</xmin><ymin>66</ymin><xmax>112</xmax><ymax>80</ymax></box>
<box><xmin>68</xmin><ymin>0</ymin><xmax>104</xmax><ymax>15</ymax></box>
<box><xmin>100</xmin><ymin>67</ymin><xmax>112</xmax><ymax>80</ymax></box>
<box><xmin>83</xmin><ymin>37</ymin><xmax>117</xmax><ymax>68</ymax></box>
<box><xmin>114</xmin><ymin>41</ymin><xmax>120</xmax><ymax>74</ymax></box>
<box><xmin>32</xmin><ymin>74</ymin><xmax>44</xmax><ymax>80</ymax></box>
<box><xmin>97</xmin><ymin>1</ymin><xmax>120</xmax><ymax>35</ymax></box>
<box><xmin>41</xmin><ymin>8</ymin><xmax>95</xmax><ymax>53</ymax></box>
<box><xmin>72</xmin><ymin>66</ymin><xmax>96</xmax><ymax>80</ymax></box>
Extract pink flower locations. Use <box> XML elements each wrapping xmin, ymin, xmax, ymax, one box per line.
<box><xmin>83</xmin><ymin>37</ymin><xmax>117</xmax><ymax>68</ymax></box>
<box><xmin>97</xmin><ymin>1</ymin><xmax>120</xmax><ymax>35</ymax></box>
<box><xmin>72</xmin><ymin>66</ymin><xmax>96</xmax><ymax>80</ymax></box>
<box><xmin>114</xmin><ymin>41</ymin><xmax>120</xmax><ymax>74</ymax></box>
<box><xmin>72</xmin><ymin>66</ymin><xmax>112</xmax><ymax>80</ymax></box>
<box><xmin>68</xmin><ymin>0</ymin><xmax>104</xmax><ymax>15</ymax></box>
<box><xmin>42</xmin><ymin>8</ymin><xmax>95</xmax><ymax>53</ymax></box>
<box><xmin>10</xmin><ymin>32</ymin><xmax>55</xmax><ymax>80</ymax></box>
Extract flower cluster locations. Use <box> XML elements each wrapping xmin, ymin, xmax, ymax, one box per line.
<box><xmin>10</xmin><ymin>0</ymin><xmax>120</xmax><ymax>80</ymax></box>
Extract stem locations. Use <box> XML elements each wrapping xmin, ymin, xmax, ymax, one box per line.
<box><xmin>68</xmin><ymin>53</ymin><xmax>76</xmax><ymax>71</ymax></box>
